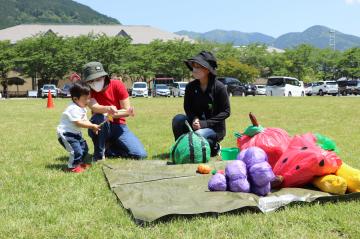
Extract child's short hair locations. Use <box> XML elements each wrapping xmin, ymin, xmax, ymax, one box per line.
<box><xmin>70</xmin><ymin>82</ymin><xmax>90</xmax><ymax>100</ymax></box>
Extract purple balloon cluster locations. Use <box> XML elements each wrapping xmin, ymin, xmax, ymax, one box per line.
<box><xmin>208</xmin><ymin>147</ymin><xmax>275</xmax><ymax>196</ymax></box>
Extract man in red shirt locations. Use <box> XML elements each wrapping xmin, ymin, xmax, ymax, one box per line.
<box><xmin>83</xmin><ymin>62</ymin><xmax>147</xmax><ymax>161</ymax></box>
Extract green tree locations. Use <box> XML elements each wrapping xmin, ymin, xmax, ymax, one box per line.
<box><xmin>15</xmin><ymin>33</ymin><xmax>72</xmax><ymax>88</ymax></box>
<box><xmin>338</xmin><ymin>48</ymin><xmax>360</xmax><ymax>78</ymax></box>
<box><xmin>283</xmin><ymin>44</ymin><xmax>317</xmax><ymax>81</ymax></box>
<box><xmin>217</xmin><ymin>58</ymin><xmax>259</xmax><ymax>82</ymax></box>
<box><xmin>312</xmin><ymin>48</ymin><xmax>342</xmax><ymax>81</ymax></box>
<box><xmin>65</xmin><ymin>35</ymin><xmax>94</xmax><ymax>75</ymax></box>
<box><xmin>88</xmin><ymin>34</ymin><xmax>132</xmax><ymax>76</ymax></box>
<box><xmin>136</xmin><ymin>40</ymin><xmax>198</xmax><ymax>81</ymax></box>
<box><xmin>0</xmin><ymin>40</ymin><xmax>15</xmax><ymax>96</ymax></box>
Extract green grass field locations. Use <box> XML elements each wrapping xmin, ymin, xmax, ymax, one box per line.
<box><xmin>1</xmin><ymin>96</ymin><xmax>360</xmax><ymax>238</ymax></box>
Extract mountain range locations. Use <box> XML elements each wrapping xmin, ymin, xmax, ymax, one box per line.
<box><xmin>0</xmin><ymin>0</ymin><xmax>120</xmax><ymax>30</ymax></box>
<box><xmin>176</xmin><ymin>26</ymin><xmax>360</xmax><ymax>51</ymax></box>
<box><xmin>1</xmin><ymin>1</ymin><xmax>358</xmax><ymax>51</ymax></box>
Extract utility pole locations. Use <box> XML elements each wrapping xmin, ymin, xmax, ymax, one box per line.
<box><xmin>329</xmin><ymin>29</ymin><xmax>336</xmax><ymax>51</ymax></box>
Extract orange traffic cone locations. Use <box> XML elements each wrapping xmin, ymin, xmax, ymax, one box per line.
<box><xmin>47</xmin><ymin>90</ymin><xmax>54</xmax><ymax>108</ymax></box>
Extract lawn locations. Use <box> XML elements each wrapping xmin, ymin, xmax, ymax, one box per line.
<box><xmin>1</xmin><ymin>96</ymin><xmax>360</xmax><ymax>238</ymax></box>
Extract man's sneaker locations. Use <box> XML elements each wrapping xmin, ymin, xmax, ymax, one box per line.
<box><xmin>93</xmin><ymin>155</ymin><xmax>106</xmax><ymax>163</ymax></box>
<box><xmin>67</xmin><ymin>165</ymin><xmax>85</xmax><ymax>173</ymax></box>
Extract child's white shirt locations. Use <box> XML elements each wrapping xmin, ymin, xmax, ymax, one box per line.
<box><xmin>57</xmin><ymin>102</ymin><xmax>88</xmax><ymax>135</ymax></box>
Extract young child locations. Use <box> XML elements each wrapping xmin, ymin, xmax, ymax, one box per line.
<box><xmin>57</xmin><ymin>82</ymin><xmax>100</xmax><ymax>173</ymax></box>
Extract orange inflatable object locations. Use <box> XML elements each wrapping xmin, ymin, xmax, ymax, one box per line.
<box><xmin>197</xmin><ymin>164</ymin><xmax>212</xmax><ymax>174</ymax></box>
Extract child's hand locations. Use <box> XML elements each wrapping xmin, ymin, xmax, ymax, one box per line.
<box><xmin>127</xmin><ymin>107</ymin><xmax>135</xmax><ymax>117</ymax></box>
<box><xmin>91</xmin><ymin>124</ymin><xmax>101</xmax><ymax>135</ymax></box>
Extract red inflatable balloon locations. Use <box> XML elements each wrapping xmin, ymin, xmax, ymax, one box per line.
<box><xmin>237</xmin><ymin>113</ymin><xmax>291</xmax><ymax>168</ymax></box>
<box><xmin>273</xmin><ymin>134</ymin><xmax>342</xmax><ymax>188</ymax></box>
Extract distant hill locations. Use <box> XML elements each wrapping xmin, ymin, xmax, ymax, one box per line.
<box><xmin>176</xmin><ymin>30</ymin><xmax>275</xmax><ymax>45</ymax></box>
<box><xmin>274</xmin><ymin>25</ymin><xmax>360</xmax><ymax>51</ymax></box>
<box><xmin>176</xmin><ymin>25</ymin><xmax>360</xmax><ymax>50</ymax></box>
<box><xmin>0</xmin><ymin>0</ymin><xmax>120</xmax><ymax>30</ymax></box>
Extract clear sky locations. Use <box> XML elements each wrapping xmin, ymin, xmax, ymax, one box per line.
<box><xmin>74</xmin><ymin>0</ymin><xmax>360</xmax><ymax>37</ymax></box>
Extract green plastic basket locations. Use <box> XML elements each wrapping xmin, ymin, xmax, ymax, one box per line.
<box><xmin>220</xmin><ymin>147</ymin><xmax>239</xmax><ymax>160</ymax></box>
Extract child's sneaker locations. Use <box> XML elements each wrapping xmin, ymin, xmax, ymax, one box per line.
<box><xmin>67</xmin><ymin>165</ymin><xmax>85</xmax><ymax>173</ymax></box>
<box><xmin>80</xmin><ymin>163</ymin><xmax>92</xmax><ymax>169</ymax></box>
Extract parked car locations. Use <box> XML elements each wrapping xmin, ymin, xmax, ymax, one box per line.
<box><xmin>171</xmin><ymin>82</ymin><xmax>188</xmax><ymax>97</ymax></box>
<box><xmin>131</xmin><ymin>82</ymin><xmax>148</xmax><ymax>97</ymax></box>
<box><xmin>59</xmin><ymin>83</ymin><xmax>73</xmax><ymax>98</ymax></box>
<box><xmin>40</xmin><ymin>84</ymin><xmax>58</xmax><ymax>98</ymax></box>
<box><xmin>338</xmin><ymin>80</ymin><xmax>348</xmax><ymax>96</ymax></box>
<box><xmin>311</xmin><ymin>81</ymin><xmax>338</xmax><ymax>96</ymax></box>
<box><xmin>255</xmin><ymin>85</ymin><xmax>266</xmax><ymax>95</ymax></box>
<box><xmin>338</xmin><ymin>79</ymin><xmax>360</xmax><ymax>95</ymax></box>
<box><xmin>217</xmin><ymin>77</ymin><xmax>246</xmax><ymax>96</ymax></box>
<box><xmin>244</xmin><ymin>84</ymin><xmax>257</xmax><ymax>96</ymax></box>
<box><xmin>266</xmin><ymin>76</ymin><xmax>305</xmax><ymax>97</ymax></box>
<box><xmin>153</xmin><ymin>84</ymin><xmax>171</xmax><ymax>97</ymax></box>
<box><xmin>353</xmin><ymin>81</ymin><xmax>360</xmax><ymax>95</ymax></box>
<box><xmin>304</xmin><ymin>83</ymin><xmax>314</xmax><ymax>96</ymax></box>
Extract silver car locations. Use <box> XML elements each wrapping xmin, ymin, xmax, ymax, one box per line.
<box><xmin>41</xmin><ymin>84</ymin><xmax>58</xmax><ymax>98</ymax></box>
<box><xmin>255</xmin><ymin>85</ymin><xmax>266</xmax><ymax>95</ymax></box>
<box><xmin>132</xmin><ymin>82</ymin><xmax>148</xmax><ymax>97</ymax></box>
<box><xmin>154</xmin><ymin>84</ymin><xmax>170</xmax><ymax>97</ymax></box>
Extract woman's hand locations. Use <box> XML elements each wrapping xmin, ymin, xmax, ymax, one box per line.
<box><xmin>192</xmin><ymin>118</ymin><xmax>201</xmax><ymax>130</ymax></box>
<box><xmin>106</xmin><ymin>105</ymin><xmax>118</xmax><ymax>115</ymax></box>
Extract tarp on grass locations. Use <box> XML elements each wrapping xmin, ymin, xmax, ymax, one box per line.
<box><xmin>102</xmin><ymin>160</ymin><xmax>360</xmax><ymax>225</ymax></box>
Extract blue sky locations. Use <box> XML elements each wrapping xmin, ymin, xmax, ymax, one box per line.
<box><xmin>74</xmin><ymin>0</ymin><xmax>360</xmax><ymax>37</ymax></box>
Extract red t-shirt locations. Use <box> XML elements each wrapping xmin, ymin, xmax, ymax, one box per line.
<box><xmin>90</xmin><ymin>79</ymin><xmax>129</xmax><ymax>124</ymax></box>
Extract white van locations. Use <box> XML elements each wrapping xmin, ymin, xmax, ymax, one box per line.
<box><xmin>131</xmin><ymin>82</ymin><xmax>148</xmax><ymax>97</ymax></box>
<box><xmin>171</xmin><ymin>82</ymin><xmax>188</xmax><ymax>97</ymax></box>
<box><xmin>266</xmin><ymin>76</ymin><xmax>305</xmax><ymax>97</ymax></box>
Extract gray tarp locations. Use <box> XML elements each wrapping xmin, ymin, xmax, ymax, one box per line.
<box><xmin>102</xmin><ymin>160</ymin><xmax>360</xmax><ymax>225</ymax></box>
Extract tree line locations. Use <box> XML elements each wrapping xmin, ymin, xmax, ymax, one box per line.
<box><xmin>0</xmin><ymin>33</ymin><xmax>359</xmax><ymax>90</ymax></box>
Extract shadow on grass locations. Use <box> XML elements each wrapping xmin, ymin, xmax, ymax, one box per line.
<box><xmin>133</xmin><ymin>206</ymin><xmax>262</xmax><ymax>227</ymax></box>
<box><xmin>49</xmin><ymin>154</ymin><xmax>95</xmax><ymax>171</ymax></box>
<box><xmin>55</xmin><ymin>156</ymin><xmax>68</xmax><ymax>162</ymax></box>
<box><xmin>45</xmin><ymin>163</ymin><xmax>68</xmax><ymax>171</ymax></box>
<box><xmin>151</xmin><ymin>153</ymin><xmax>169</xmax><ymax>160</ymax></box>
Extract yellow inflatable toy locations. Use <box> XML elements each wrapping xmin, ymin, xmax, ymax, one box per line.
<box><xmin>336</xmin><ymin>163</ymin><xmax>360</xmax><ymax>193</ymax></box>
<box><xmin>312</xmin><ymin>163</ymin><xmax>360</xmax><ymax>194</ymax></box>
<box><xmin>313</xmin><ymin>175</ymin><xmax>347</xmax><ymax>195</ymax></box>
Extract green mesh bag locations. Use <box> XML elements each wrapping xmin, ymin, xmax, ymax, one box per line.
<box><xmin>170</xmin><ymin>121</ymin><xmax>211</xmax><ymax>164</ymax></box>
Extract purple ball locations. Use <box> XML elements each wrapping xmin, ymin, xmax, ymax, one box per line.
<box><xmin>208</xmin><ymin>173</ymin><xmax>227</xmax><ymax>191</ymax></box>
<box><xmin>225</xmin><ymin>160</ymin><xmax>247</xmax><ymax>181</ymax></box>
<box><xmin>237</xmin><ymin>149</ymin><xmax>247</xmax><ymax>162</ymax></box>
<box><xmin>251</xmin><ymin>183</ymin><xmax>271</xmax><ymax>196</ymax></box>
<box><xmin>238</xmin><ymin>147</ymin><xmax>268</xmax><ymax>168</ymax></box>
<box><xmin>228</xmin><ymin>178</ymin><xmax>251</xmax><ymax>193</ymax></box>
<box><xmin>248</xmin><ymin>161</ymin><xmax>275</xmax><ymax>187</ymax></box>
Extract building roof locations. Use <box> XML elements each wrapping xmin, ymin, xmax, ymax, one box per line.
<box><xmin>0</xmin><ymin>24</ymin><xmax>193</xmax><ymax>44</ymax></box>
<box><xmin>266</xmin><ymin>46</ymin><xmax>285</xmax><ymax>53</ymax></box>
